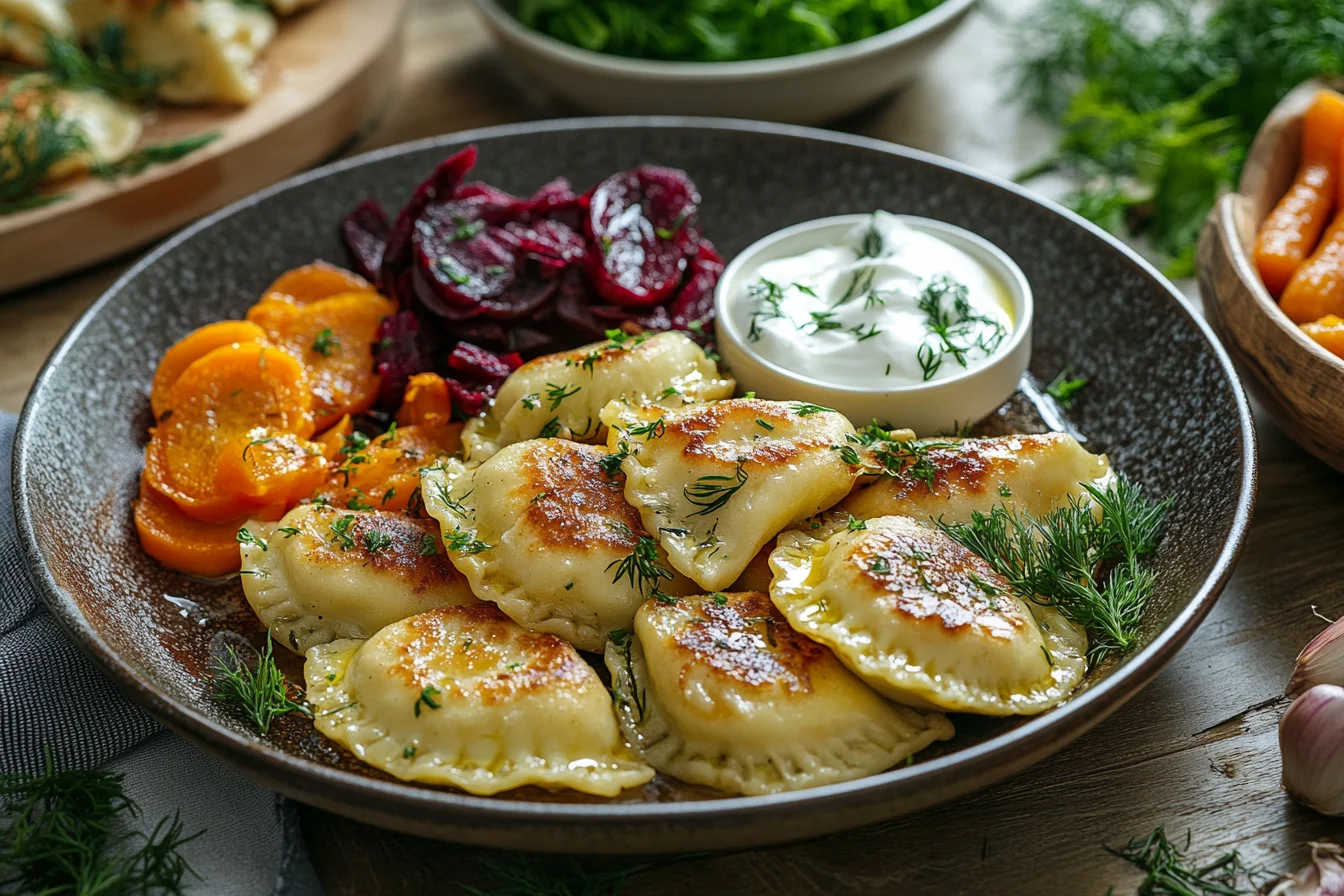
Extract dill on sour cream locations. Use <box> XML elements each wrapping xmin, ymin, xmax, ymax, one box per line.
<box><xmin>736</xmin><ymin>211</ymin><xmax>1014</xmax><ymax>387</ymax></box>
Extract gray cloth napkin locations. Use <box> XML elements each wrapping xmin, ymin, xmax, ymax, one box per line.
<box><xmin>0</xmin><ymin>413</ymin><xmax>324</xmax><ymax>895</ymax></box>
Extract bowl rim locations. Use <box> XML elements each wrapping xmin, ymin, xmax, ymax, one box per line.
<box><xmin>714</xmin><ymin>212</ymin><xmax>1034</xmax><ymax>396</ymax></box>
<box><xmin>470</xmin><ymin>0</ymin><xmax>979</xmax><ymax>80</ymax></box>
<box><xmin>14</xmin><ymin>115</ymin><xmax>1258</xmax><ymax>838</ymax></box>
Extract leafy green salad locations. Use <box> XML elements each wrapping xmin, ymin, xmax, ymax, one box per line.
<box><xmin>508</xmin><ymin>0</ymin><xmax>949</xmax><ymax>63</ymax></box>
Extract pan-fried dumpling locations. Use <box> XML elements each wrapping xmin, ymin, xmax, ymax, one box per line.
<box><xmin>68</xmin><ymin>0</ymin><xmax>276</xmax><ymax>105</ymax></box>
<box><xmin>240</xmin><ymin>504</ymin><xmax>480</xmax><ymax>654</ymax></box>
<box><xmin>603</xmin><ymin>398</ymin><xmax>858</xmax><ymax>592</ymax></box>
<box><xmin>605</xmin><ymin>592</ymin><xmax>953</xmax><ymax>795</ymax></box>
<box><xmin>837</xmin><ymin>432</ymin><xmax>1113</xmax><ymax>525</ymax></box>
<box><xmin>462</xmin><ymin>331</ymin><xmax>734</xmax><ymax>462</ymax></box>
<box><xmin>421</xmin><ymin>439</ymin><xmax>695</xmax><ymax>652</ymax></box>
<box><xmin>769</xmin><ymin>515</ymin><xmax>1087</xmax><ymax>716</ymax></box>
<box><xmin>306</xmin><ymin>605</ymin><xmax>654</xmax><ymax>796</ymax></box>
<box><xmin>0</xmin><ymin>0</ymin><xmax>72</xmax><ymax>64</ymax></box>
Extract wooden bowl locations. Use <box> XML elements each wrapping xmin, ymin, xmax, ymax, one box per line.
<box><xmin>1197</xmin><ymin>80</ymin><xmax>1344</xmax><ymax>471</ymax></box>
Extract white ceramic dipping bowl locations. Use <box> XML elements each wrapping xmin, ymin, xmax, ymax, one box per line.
<box><xmin>470</xmin><ymin>0</ymin><xmax>978</xmax><ymax>125</ymax></box>
<box><xmin>715</xmin><ymin>214</ymin><xmax>1033</xmax><ymax>436</ymax></box>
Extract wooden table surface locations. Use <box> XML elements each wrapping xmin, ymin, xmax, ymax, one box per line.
<box><xmin>6</xmin><ymin>1</ymin><xmax>1343</xmax><ymax>892</ymax></box>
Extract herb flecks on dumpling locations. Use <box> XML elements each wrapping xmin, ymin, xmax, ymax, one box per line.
<box><xmin>462</xmin><ymin>331</ymin><xmax>734</xmax><ymax>463</ymax></box>
<box><xmin>770</xmin><ymin>515</ymin><xmax>1087</xmax><ymax>716</ymax></box>
<box><xmin>240</xmin><ymin>504</ymin><xmax>480</xmax><ymax>654</ymax></box>
<box><xmin>603</xmin><ymin>398</ymin><xmax>859</xmax><ymax>592</ymax></box>
<box><xmin>305</xmin><ymin>605</ymin><xmax>654</xmax><ymax>796</ymax></box>
<box><xmin>421</xmin><ymin>439</ymin><xmax>694</xmax><ymax>652</ymax></box>
<box><xmin>837</xmin><ymin>431</ymin><xmax>1113</xmax><ymax>525</ymax></box>
<box><xmin>605</xmin><ymin>592</ymin><xmax>953</xmax><ymax>795</ymax></box>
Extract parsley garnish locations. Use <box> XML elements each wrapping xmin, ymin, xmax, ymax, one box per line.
<box><xmin>362</xmin><ymin>531</ymin><xmax>393</xmax><ymax>555</ymax></box>
<box><xmin>311</xmin><ymin>328</ymin><xmax>340</xmax><ymax>357</ymax></box>
<box><xmin>328</xmin><ymin>515</ymin><xmax>357</xmax><ymax>551</ymax></box>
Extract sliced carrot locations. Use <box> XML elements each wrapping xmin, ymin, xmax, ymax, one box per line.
<box><xmin>134</xmin><ymin>480</ymin><xmax>250</xmax><ymax>578</ymax></box>
<box><xmin>312</xmin><ymin>422</ymin><xmax>462</xmax><ymax>513</ymax></box>
<box><xmin>1281</xmin><ymin>211</ymin><xmax>1344</xmax><ymax>324</ymax></box>
<box><xmin>314</xmin><ymin>414</ymin><xmax>354</xmax><ymax>462</ymax></box>
<box><xmin>150</xmin><ymin>321</ymin><xmax>269</xmax><ymax>420</ymax></box>
<box><xmin>215</xmin><ymin>428</ymin><xmax>329</xmax><ymax>509</ymax></box>
<box><xmin>262</xmin><ymin>261</ymin><xmax>371</xmax><ymax>305</ymax></box>
<box><xmin>144</xmin><ymin>342</ymin><xmax>314</xmax><ymax>523</ymax></box>
<box><xmin>1255</xmin><ymin>90</ymin><xmax>1344</xmax><ymax>298</ymax></box>
<box><xmin>1302</xmin><ymin>314</ymin><xmax>1344</xmax><ymax>359</ymax></box>
<box><xmin>396</xmin><ymin>373</ymin><xmax>452</xmax><ymax>428</ymax></box>
<box><xmin>246</xmin><ymin>290</ymin><xmax>396</xmax><ymax>424</ymax></box>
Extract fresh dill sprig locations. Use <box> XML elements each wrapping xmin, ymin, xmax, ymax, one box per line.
<box><xmin>939</xmin><ymin>478</ymin><xmax>1173</xmax><ymax>662</ymax></box>
<box><xmin>833</xmin><ymin>422</ymin><xmax>954</xmax><ymax>491</ymax></box>
<box><xmin>0</xmin><ymin>748</ymin><xmax>203</xmax><ymax>895</ymax></box>
<box><xmin>606</xmin><ymin>524</ymin><xmax>674</xmax><ymax>596</ymax></box>
<box><xmin>608</xmin><ymin>628</ymin><xmax>645</xmax><ymax>723</ymax></box>
<box><xmin>544</xmin><ymin>382</ymin><xmax>582</xmax><ymax>410</ymax></box>
<box><xmin>915</xmin><ymin>276</ymin><xmax>1005</xmax><ymax>381</ymax></box>
<box><xmin>625</xmin><ymin>417</ymin><xmax>665</xmax><ymax>440</ymax></box>
<box><xmin>210</xmin><ymin>638</ymin><xmax>311</xmax><ymax>734</ymax></box>
<box><xmin>1046</xmin><ymin>367</ymin><xmax>1089</xmax><ymax>409</ymax></box>
<box><xmin>600</xmin><ymin>441</ymin><xmax>631</xmax><ymax>478</ymax></box>
<box><xmin>746</xmin><ymin>277</ymin><xmax>785</xmax><ymax>342</ymax></box>
<box><xmin>683</xmin><ymin>461</ymin><xmax>747</xmax><ymax>517</ymax></box>
<box><xmin>1106</xmin><ymin>826</ymin><xmax>1273</xmax><ymax>895</ymax></box>
<box><xmin>94</xmin><ymin>131</ymin><xmax>222</xmax><ymax>179</ymax></box>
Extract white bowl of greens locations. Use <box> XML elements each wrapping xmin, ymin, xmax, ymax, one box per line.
<box><xmin>471</xmin><ymin>0</ymin><xmax>978</xmax><ymax>125</ymax></box>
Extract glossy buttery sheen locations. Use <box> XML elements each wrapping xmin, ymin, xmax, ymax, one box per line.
<box><xmin>731</xmin><ymin>212</ymin><xmax>1014</xmax><ymax>387</ymax></box>
<box><xmin>305</xmin><ymin>605</ymin><xmax>653</xmax><ymax>796</ymax></box>
<box><xmin>770</xmin><ymin>516</ymin><xmax>1088</xmax><ymax>716</ymax></box>
<box><xmin>605</xmin><ymin>592</ymin><xmax>954</xmax><ymax>796</ymax></box>
<box><xmin>239</xmin><ymin>504</ymin><xmax>480</xmax><ymax>654</ymax></box>
<box><xmin>421</xmin><ymin>439</ymin><xmax>695</xmax><ymax>652</ymax></box>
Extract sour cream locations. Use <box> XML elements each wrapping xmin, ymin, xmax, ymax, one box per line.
<box><xmin>731</xmin><ymin>211</ymin><xmax>1014</xmax><ymax>388</ymax></box>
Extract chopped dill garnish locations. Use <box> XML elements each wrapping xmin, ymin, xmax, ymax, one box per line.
<box><xmin>791</xmin><ymin>402</ymin><xmax>834</xmax><ymax>417</ymax></box>
<box><xmin>328</xmin><ymin>515</ymin><xmax>357</xmax><ymax>551</ymax></box>
<box><xmin>606</xmin><ymin>525</ymin><xmax>675</xmax><ymax>596</ymax></box>
<box><xmin>413</xmin><ymin>685</ymin><xmax>441</xmax><ymax>718</ymax></box>
<box><xmin>544</xmin><ymin>382</ymin><xmax>582</xmax><ymax>410</ymax></box>
<box><xmin>833</xmin><ymin>423</ymin><xmax>954</xmax><ymax>491</ymax></box>
<box><xmin>846</xmin><ymin>514</ymin><xmax>867</xmax><ymax>532</ymax></box>
<box><xmin>521</xmin><ymin>393</ymin><xmax>540</xmax><ymax>410</ymax></box>
<box><xmin>234</xmin><ymin>527</ymin><xmax>267</xmax><ymax>552</ymax></box>
<box><xmin>538</xmin><ymin>417</ymin><xmax>563</xmax><ymax>438</ymax></box>
<box><xmin>608</xmin><ymin>628</ymin><xmax>645</xmax><ymax>723</ymax></box>
<box><xmin>362</xmin><ymin>531</ymin><xmax>393</xmax><ymax>555</ymax></box>
<box><xmin>210</xmin><ymin>638</ymin><xmax>311</xmax><ymax>734</ymax></box>
<box><xmin>443</xmin><ymin>527</ymin><xmax>491</xmax><ymax>555</ymax></box>
<box><xmin>915</xmin><ymin>276</ymin><xmax>1006</xmax><ymax>381</ymax></box>
<box><xmin>626</xmin><ymin>417</ymin><xmax>666</xmax><ymax>440</ymax></box>
<box><xmin>600</xmin><ymin>441</ymin><xmax>631</xmax><ymax>478</ymax></box>
<box><xmin>939</xmin><ymin>479</ymin><xmax>1173</xmax><ymax>662</ymax></box>
<box><xmin>420</xmin><ymin>533</ymin><xmax>439</xmax><ymax>556</ymax></box>
<box><xmin>683</xmin><ymin>461</ymin><xmax>748</xmax><ymax>517</ymax></box>
<box><xmin>311</xmin><ymin>328</ymin><xmax>340</xmax><ymax>357</ymax></box>
<box><xmin>746</xmin><ymin>277</ymin><xmax>786</xmax><ymax>342</ymax></box>
<box><xmin>43</xmin><ymin>25</ymin><xmax>164</xmax><ymax>103</ymax></box>
<box><xmin>1046</xmin><ymin>367</ymin><xmax>1089</xmax><ymax>409</ymax></box>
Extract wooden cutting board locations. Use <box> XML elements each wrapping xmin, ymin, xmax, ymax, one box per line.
<box><xmin>0</xmin><ymin>0</ymin><xmax>406</xmax><ymax>294</ymax></box>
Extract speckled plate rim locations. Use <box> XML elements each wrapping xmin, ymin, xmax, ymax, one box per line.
<box><xmin>13</xmin><ymin>117</ymin><xmax>1258</xmax><ymax>850</ymax></box>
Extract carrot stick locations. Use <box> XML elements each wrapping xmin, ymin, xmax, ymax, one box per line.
<box><xmin>1281</xmin><ymin>137</ymin><xmax>1344</xmax><ymax>324</ymax></box>
<box><xmin>1255</xmin><ymin>90</ymin><xmax>1344</xmax><ymax>298</ymax></box>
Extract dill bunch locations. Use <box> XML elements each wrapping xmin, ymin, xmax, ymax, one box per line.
<box><xmin>1013</xmin><ymin>0</ymin><xmax>1344</xmax><ymax>277</ymax></box>
<box><xmin>42</xmin><ymin>24</ymin><xmax>164</xmax><ymax>104</ymax></box>
<box><xmin>1108</xmin><ymin>826</ymin><xmax>1273</xmax><ymax>895</ymax></box>
<box><xmin>210</xmin><ymin>638</ymin><xmax>311</xmax><ymax>735</ymax></box>
<box><xmin>939</xmin><ymin>478</ymin><xmax>1172</xmax><ymax>662</ymax></box>
<box><xmin>511</xmin><ymin>0</ymin><xmax>947</xmax><ymax>63</ymax></box>
<box><xmin>0</xmin><ymin>749</ymin><xmax>201</xmax><ymax>895</ymax></box>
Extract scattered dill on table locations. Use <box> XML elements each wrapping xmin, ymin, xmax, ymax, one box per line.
<box><xmin>0</xmin><ymin>747</ymin><xmax>202</xmax><ymax>894</ymax></box>
<box><xmin>1106</xmin><ymin>825</ymin><xmax>1274</xmax><ymax>895</ymax></box>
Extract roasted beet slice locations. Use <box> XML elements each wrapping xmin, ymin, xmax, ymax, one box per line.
<box><xmin>668</xmin><ymin>239</ymin><xmax>724</xmax><ymax>335</ymax></box>
<box><xmin>500</xmin><ymin>219</ymin><xmax>586</xmax><ymax>265</ymax></box>
<box><xmin>413</xmin><ymin>209</ymin><xmax>517</xmax><ymax>318</ymax></box>
<box><xmin>588</xmin><ymin>302</ymin><xmax>673</xmax><ymax>332</ymax></box>
<box><xmin>527</xmin><ymin>177</ymin><xmax>581</xmax><ymax>219</ymax></box>
<box><xmin>584</xmin><ymin>166</ymin><xmax>701</xmax><ymax>307</ymax></box>
<box><xmin>447</xmin><ymin>342</ymin><xmax>523</xmax><ymax>383</ymax></box>
<box><xmin>455</xmin><ymin>181</ymin><xmax>520</xmax><ymax>205</ymax></box>
<box><xmin>372</xmin><ymin>310</ymin><xmax>434</xmax><ymax>408</ymax></box>
<box><xmin>555</xmin><ymin>269</ymin><xmax>610</xmax><ymax>340</ymax></box>
<box><xmin>341</xmin><ymin>199</ymin><xmax>390</xmax><ymax>283</ymax></box>
<box><xmin>445</xmin><ymin>380</ymin><xmax>494</xmax><ymax>418</ymax></box>
<box><xmin>379</xmin><ymin>146</ymin><xmax>479</xmax><ymax>306</ymax></box>
<box><xmin>480</xmin><ymin>276</ymin><xmax>560</xmax><ymax>322</ymax></box>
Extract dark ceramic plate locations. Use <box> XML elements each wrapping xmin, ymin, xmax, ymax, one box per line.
<box><xmin>14</xmin><ymin>119</ymin><xmax>1257</xmax><ymax>854</ymax></box>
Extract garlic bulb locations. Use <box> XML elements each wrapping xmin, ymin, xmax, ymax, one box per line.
<box><xmin>1289</xmin><ymin>618</ymin><xmax>1344</xmax><ymax>698</ymax></box>
<box><xmin>1268</xmin><ymin>842</ymin><xmax>1344</xmax><ymax>896</ymax></box>
<box><xmin>1281</xmin><ymin>684</ymin><xmax>1344</xmax><ymax>816</ymax></box>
